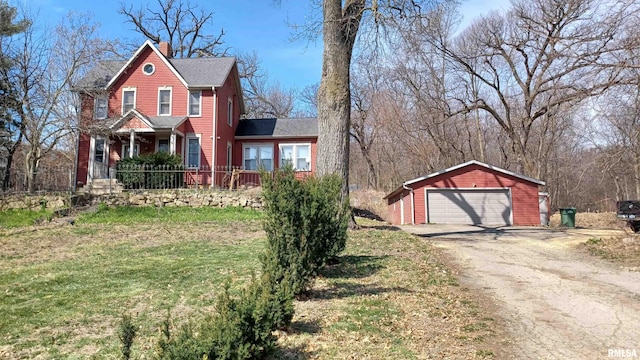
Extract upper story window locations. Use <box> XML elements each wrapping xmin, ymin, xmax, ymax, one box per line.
<box><xmin>94</xmin><ymin>96</ymin><xmax>108</xmax><ymax>119</ymax></box>
<box><xmin>280</xmin><ymin>143</ymin><xmax>311</xmax><ymax>171</ymax></box>
<box><xmin>142</xmin><ymin>63</ymin><xmax>155</xmax><ymax>75</ymax></box>
<box><xmin>158</xmin><ymin>87</ymin><xmax>172</xmax><ymax>116</ymax></box>
<box><xmin>189</xmin><ymin>90</ymin><xmax>201</xmax><ymax>117</ymax></box>
<box><xmin>227</xmin><ymin>97</ymin><xmax>233</xmax><ymax>126</ymax></box>
<box><xmin>243</xmin><ymin>144</ymin><xmax>273</xmax><ymax>171</ymax></box>
<box><xmin>122</xmin><ymin>88</ymin><xmax>136</xmax><ymax>114</ymax></box>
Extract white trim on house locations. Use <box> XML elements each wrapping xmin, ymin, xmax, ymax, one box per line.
<box><xmin>88</xmin><ymin>135</ymin><xmax>109</xmax><ymax>182</ymax></box>
<box><xmin>106</xmin><ymin>40</ymin><xmax>189</xmax><ymax>89</ymax></box>
<box><xmin>212</xmin><ymin>88</ymin><xmax>218</xmax><ymax>175</ymax></box>
<box><xmin>242</xmin><ymin>143</ymin><xmax>274</xmax><ymax>171</ymax></box>
<box><xmin>121</xmin><ymin>143</ymin><xmax>140</xmax><ymax>159</ymax></box>
<box><xmin>121</xmin><ymin>87</ymin><xmax>136</xmax><ymax>114</ymax></box>
<box><xmin>94</xmin><ymin>96</ymin><xmax>108</xmax><ymax>119</ymax></box>
<box><xmin>185</xmin><ymin>133</ymin><xmax>202</xmax><ymax>169</ymax></box>
<box><xmin>278</xmin><ymin>142</ymin><xmax>311</xmax><ymax>171</ymax></box>
<box><xmin>110</xmin><ymin>109</ymin><xmax>154</xmax><ymax>131</ymax></box>
<box><xmin>188</xmin><ymin>90</ymin><xmax>202</xmax><ymax>117</ymax></box>
<box><xmin>156</xmin><ymin>138</ymin><xmax>170</xmax><ymax>153</ymax></box>
<box><xmin>142</xmin><ymin>62</ymin><xmax>155</xmax><ymax>75</ymax></box>
<box><xmin>405</xmin><ymin>160</ymin><xmax>545</xmax><ymax>187</ymax></box>
<box><xmin>227</xmin><ymin>97</ymin><xmax>233</xmax><ymax>126</ymax></box>
<box><xmin>158</xmin><ymin>86</ymin><xmax>172</xmax><ymax>116</ymax></box>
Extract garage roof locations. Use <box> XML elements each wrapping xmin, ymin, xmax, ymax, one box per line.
<box><xmin>384</xmin><ymin>160</ymin><xmax>545</xmax><ymax>199</ymax></box>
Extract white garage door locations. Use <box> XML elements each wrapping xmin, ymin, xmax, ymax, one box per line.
<box><xmin>427</xmin><ymin>189</ymin><xmax>512</xmax><ymax>225</ymax></box>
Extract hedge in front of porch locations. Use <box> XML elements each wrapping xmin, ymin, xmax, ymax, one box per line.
<box><xmin>116</xmin><ymin>153</ymin><xmax>185</xmax><ymax>189</ymax></box>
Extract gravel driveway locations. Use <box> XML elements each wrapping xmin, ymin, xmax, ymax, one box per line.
<box><xmin>401</xmin><ymin>224</ymin><xmax>640</xmax><ymax>359</ymax></box>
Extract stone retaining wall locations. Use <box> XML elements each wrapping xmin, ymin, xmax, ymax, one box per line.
<box><xmin>0</xmin><ymin>190</ymin><xmax>263</xmax><ymax>211</ymax></box>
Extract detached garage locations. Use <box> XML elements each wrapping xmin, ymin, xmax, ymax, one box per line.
<box><xmin>385</xmin><ymin>160</ymin><xmax>546</xmax><ymax>226</ymax></box>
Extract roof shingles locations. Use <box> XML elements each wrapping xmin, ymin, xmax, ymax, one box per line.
<box><xmin>235</xmin><ymin>118</ymin><xmax>318</xmax><ymax>138</ymax></box>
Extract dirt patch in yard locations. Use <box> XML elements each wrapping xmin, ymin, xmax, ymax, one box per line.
<box><xmin>578</xmin><ymin>234</ymin><xmax>640</xmax><ymax>271</ymax></box>
<box><xmin>550</xmin><ymin>211</ymin><xmax>627</xmax><ymax>229</ymax></box>
<box><xmin>276</xmin><ymin>220</ymin><xmax>512</xmax><ymax>359</ymax></box>
<box><xmin>1</xmin><ymin>213</ymin><xmax>510</xmax><ymax>358</ymax></box>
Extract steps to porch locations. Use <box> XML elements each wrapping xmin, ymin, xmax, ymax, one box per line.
<box><xmin>82</xmin><ymin>179</ymin><xmax>124</xmax><ymax>195</ymax></box>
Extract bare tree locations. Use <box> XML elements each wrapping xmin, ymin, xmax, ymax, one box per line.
<box><xmin>4</xmin><ymin>12</ymin><xmax>111</xmax><ymax>192</ymax></box>
<box><xmin>390</xmin><ymin>3</ymin><xmax>472</xmax><ymax>170</ymax></box>
<box><xmin>290</xmin><ymin>0</ymin><xmax>439</xmax><ymax>201</ymax></box>
<box><xmin>0</xmin><ymin>0</ymin><xmax>28</xmax><ymax>190</ymax></box>
<box><xmin>349</xmin><ymin>58</ymin><xmax>384</xmax><ymax>189</ymax></box>
<box><xmin>119</xmin><ymin>0</ymin><xmax>226</xmax><ymax>57</ymax></box>
<box><xmin>236</xmin><ymin>51</ymin><xmax>295</xmax><ymax>118</ymax></box>
<box><xmin>433</xmin><ymin>0</ymin><xmax>640</xmax><ymax>178</ymax></box>
<box><xmin>298</xmin><ymin>82</ymin><xmax>319</xmax><ymax>117</ymax></box>
<box><xmin>594</xmin><ymin>81</ymin><xmax>640</xmax><ymax>199</ymax></box>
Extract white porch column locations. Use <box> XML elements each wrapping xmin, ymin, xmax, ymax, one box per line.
<box><xmin>129</xmin><ymin>129</ymin><xmax>135</xmax><ymax>158</ymax></box>
<box><xmin>170</xmin><ymin>132</ymin><xmax>176</xmax><ymax>155</ymax></box>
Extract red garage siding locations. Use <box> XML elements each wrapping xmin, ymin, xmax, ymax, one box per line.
<box><xmin>385</xmin><ymin>161</ymin><xmax>544</xmax><ymax>226</ymax></box>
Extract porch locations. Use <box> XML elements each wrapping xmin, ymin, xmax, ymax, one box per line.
<box><xmin>85</xmin><ymin>165</ymin><xmax>312</xmax><ymax>194</ymax></box>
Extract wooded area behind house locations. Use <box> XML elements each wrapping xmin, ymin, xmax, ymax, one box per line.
<box><xmin>2</xmin><ymin>0</ymin><xmax>639</xmax><ymax>212</ymax></box>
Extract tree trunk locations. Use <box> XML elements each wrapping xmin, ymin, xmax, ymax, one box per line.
<box><xmin>25</xmin><ymin>146</ymin><xmax>40</xmax><ymax>193</ymax></box>
<box><xmin>634</xmin><ymin>153</ymin><xmax>640</xmax><ymax>199</ymax></box>
<box><xmin>317</xmin><ymin>0</ymin><xmax>363</xmax><ymax>194</ymax></box>
<box><xmin>1</xmin><ymin>136</ymin><xmax>21</xmax><ymax>191</ymax></box>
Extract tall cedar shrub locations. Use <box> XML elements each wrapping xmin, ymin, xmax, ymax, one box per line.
<box><xmin>118</xmin><ymin>314</ymin><xmax>137</xmax><ymax>360</ymax></box>
<box><xmin>155</xmin><ymin>279</ymin><xmax>283</xmax><ymax>360</ymax></box>
<box><xmin>260</xmin><ymin>167</ymin><xmax>350</xmax><ymax>296</ymax></box>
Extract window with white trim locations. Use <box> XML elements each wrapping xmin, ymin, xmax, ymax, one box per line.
<box><xmin>122</xmin><ymin>88</ymin><xmax>136</xmax><ymax>114</ymax></box>
<box><xmin>95</xmin><ymin>96</ymin><xmax>108</xmax><ymax>119</ymax></box>
<box><xmin>186</xmin><ymin>134</ymin><xmax>201</xmax><ymax>168</ymax></box>
<box><xmin>243</xmin><ymin>144</ymin><xmax>273</xmax><ymax>171</ymax></box>
<box><xmin>279</xmin><ymin>143</ymin><xmax>311</xmax><ymax>171</ymax></box>
<box><xmin>227</xmin><ymin>97</ymin><xmax>233</xmax><ymax>126</ymax></box>
<box><xmin>157</xmin><ymin>139</ymin><xmax>169</xmax><ymax>153</ymax></box>
<box><xmin>95</xmin><ymin>138</ymin><xmax>106</xmax><ymax>163</ymax></box>
<box><xmin>158</xmin><ymin>87</ymin><xmax>172</xmax><ymax>116</ymax></box>
<box><xmin>142</xmin><ymin>63</ymin><xmax>155</xmax><ymax>75</ymax></box>
<box><xmin>189</xmin><ymin>90</ymin><xmax>201</xmax><ymax>116</ymax></box>
<box><xmin>121</xmin><ymin>144</ymin><xmax>139</xmax><ymax>159</ymax></box>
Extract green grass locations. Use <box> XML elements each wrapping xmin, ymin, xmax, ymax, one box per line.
<box><xmin>0</xmin><ymin>208</ymin><xmax>52</xmax><ymax>228</ymax></box>
<box><xmin>76</xmin><ymin>205</ymin><xmax>263</xmax><ymax>225</ymax></box>
<box><xmin>0</xmin><ymin>210</ymin><xmax>505</xmax><ymax>358</ymax></box>
<box><xmin>0</xmin><ymin>206</ymin><xmax>265</xmax><ymax>358</ymax></box>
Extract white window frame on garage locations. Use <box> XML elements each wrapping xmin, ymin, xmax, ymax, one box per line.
<box><xmin>424</xmin><ymin>187</ymin><xmax>513</xmax><ymax>225</ymax></box>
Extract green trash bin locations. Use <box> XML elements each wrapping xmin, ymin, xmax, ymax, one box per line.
<box><xmin>559</xmin><ymin>207</ymin><xmax>576</xmax><ymax>228</ymax></box>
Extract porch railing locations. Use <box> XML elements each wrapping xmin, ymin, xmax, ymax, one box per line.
<box><xmin>112</xmin><ymin>165</ymin><xmax>310</xmax><ymax>190</ymax></box>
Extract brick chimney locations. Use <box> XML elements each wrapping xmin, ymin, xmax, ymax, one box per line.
<box><xmin>159</xmin><ymin>42</ymin><xmax>172</xmax><ymax>58</ymax></box>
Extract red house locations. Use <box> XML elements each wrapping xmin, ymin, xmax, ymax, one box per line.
<box><xmin>384</xmin><ymin>160</ymin><xmax>547</xmax><ymax>226</ymax></box>
<box><xmin>74</xmin><ymin>40</ymin><xmax>316</xmax><ymax>189</ymax></box>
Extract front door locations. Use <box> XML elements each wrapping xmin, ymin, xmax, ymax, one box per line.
<box><xmin>89</xmin><ymin>136</ymin><xmax>109</xmax><ymax>181</ymax></box>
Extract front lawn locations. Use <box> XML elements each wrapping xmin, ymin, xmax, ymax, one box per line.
<box><xmin>0</xmin><ymin>209</ymin><xmax>52</xmax><ymax>228</ymax></box>
<box><xmin>0</xmin><ymin>207</ymin><xmax>507</xmax><ymax>359</ymax></box>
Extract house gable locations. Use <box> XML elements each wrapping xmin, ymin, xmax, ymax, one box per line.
<box><xmin>106</xmin><ymin>40</ymin><xmax>188</xmax><ymax>89</ymax></box>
